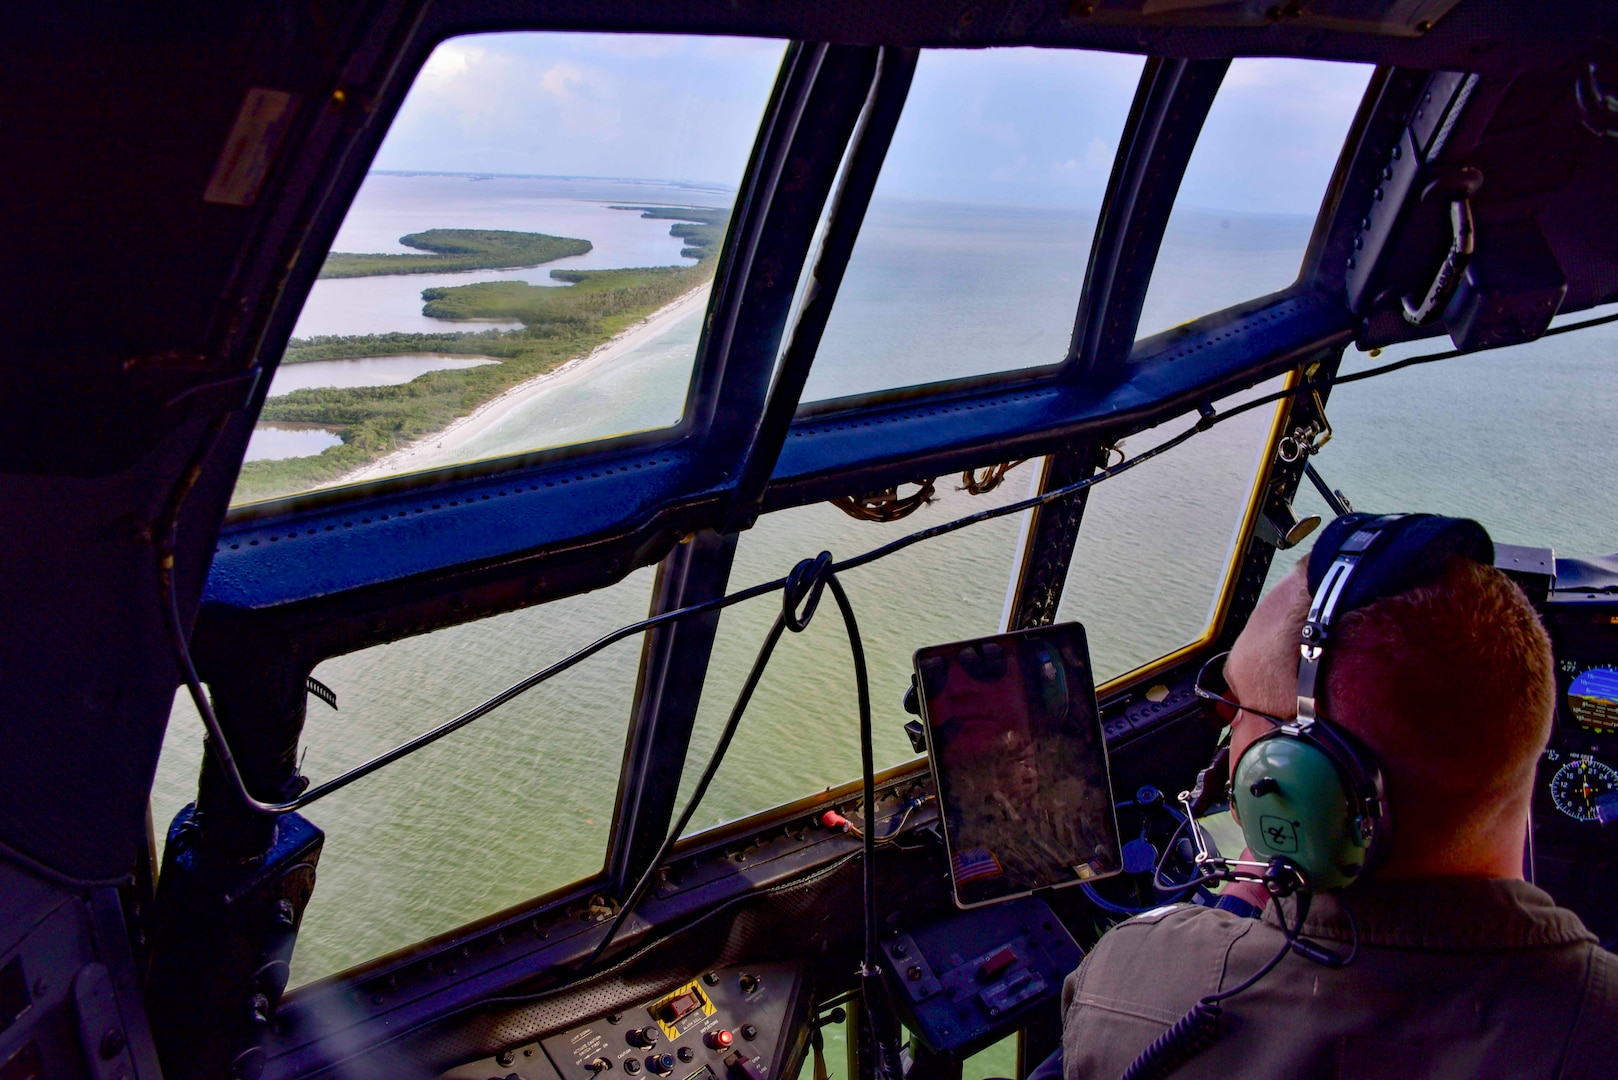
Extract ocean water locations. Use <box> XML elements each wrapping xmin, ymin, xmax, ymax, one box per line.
<box><xmin>244</xmin><ymin>425</ymin><xmax>344</xmax><ymax>462</ymax></box>
<box><xmin>154</xmin><ymin>175</ymin><xmax>1618</xmax><ymax>989</ymax></box>
<box><xmin>268</xmin><ymin>354</ymin><xmax>497</xmax><ymax>395</ymax></box>
<box><xmin>292</xmin><ymin>174</ymin><xmax>727</xmax><ymax>337</ymax></box>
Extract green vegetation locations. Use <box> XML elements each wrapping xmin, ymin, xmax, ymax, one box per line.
<box><xmin>610</xmin><ymin>206</ymin><xmax>727</xmax><ymax>260</ymax></box>
<box><xmin>421</xmin><ymin>266</ymin><xmax>704</xmax><ymax>324</ymax></box>
<box><xmin>318</xmin><ymin>229</ymin><xmax>591</xmax><ymax>278</ymax></box>
<box><xmin>236</xmin><ymin>208</ymin><xmax>727</xmax><ymax>504</ymax></box>
<box><xmin>282</xmin><ymin>331</ymin><xmax>528</xmax><ymax>364</ymax></box>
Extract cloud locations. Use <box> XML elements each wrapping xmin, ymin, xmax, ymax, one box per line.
<box><xmin>1168</xmin><ymin>57</ymin><xmax>1371</xmax><ymax>213</ymax></box>
<box><xmin>1051</xmin><ymin>136</ymin><xmax>1114</xmax><ymax>188</ymax></box>
<box><xmin>963</xmin><ymin>95</ymin><xmax>1022</xmax><ymax>148</ymax></box>
<box><xmin>527</xmin><ymin>61</ymin><xmax>625</xmax><ymax>139</ymax></box>
<box><xmin>373</xmin><ymin>32</ymin><xmax>784</xmax><ymax>184</ymax></box>
<box><xmin>990</xmin><ymin>154</ymin><xmax>1030</xmax><ymax>183</ymax></box>
<box><xmin>409</xmin><ymin>40</ymin><xmax>516</xmax><ymax>132</ymax></box>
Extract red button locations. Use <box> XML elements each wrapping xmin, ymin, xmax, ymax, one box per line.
<box><xmin>707</xmin><ymin>1030</ymin><xmax>734</xmax><ymax>1050</ymax></box>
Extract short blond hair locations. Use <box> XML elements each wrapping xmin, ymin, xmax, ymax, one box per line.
<box><xmin>1321</xmin><ymin>556</ymin><xmax>1554</xmax><ymax>854</ymax></box>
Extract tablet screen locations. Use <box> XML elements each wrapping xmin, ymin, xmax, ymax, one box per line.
<box><xmin>915</xmin><ymin>623</ymin><xmax>1121</xmax><ymax>907</ymax></box>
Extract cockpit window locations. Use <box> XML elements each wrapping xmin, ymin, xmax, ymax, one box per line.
<box><xmin>798</xmin><ymin>48</ymin><xmax>1146</xmax><ymax>405</ymax></box>
<box><xmin>1135</xmin><ymin>59</ymin><xmax>1371</xmax><ymax>340</ymax></box>
<box><xmin>231</xmin><ymin>33</ymin><xmax>786</xmax><ymax>506</ymax></box>
<box><xmin>676</xmin><ymin>468</ymin><xmax>1037</xmax><ymax>835</ymax></box>
<box><xmin>1269</xmin><ymin>309</ymin><xmax>1618</xmax><ymax>588</ymax></box>
<box><xmin>153</xmin><ymin>568</ymin><xmax>656</xmax><ymax>985</ymax></box>
<box><xmin>1059</xmin><ymin>376</ymin><xmax>1290</xmax><ymax>681</ymax></box>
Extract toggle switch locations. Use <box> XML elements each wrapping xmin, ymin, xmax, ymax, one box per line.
<box><xmin>724</xmin><ymin>1052</ymin><xmax>766</xmax><ymax>1080</ymax></box>
<box><xmin>977</xmin><ymin>947</ymin><xmax>1018</xmax><ymax>983</ymax></box>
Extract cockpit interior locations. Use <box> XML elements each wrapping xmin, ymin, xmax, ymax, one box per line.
<box><xmin>6</xmin><ymin>2</ymin><xmax>1618</xmax><ymax>1078</ymax></box>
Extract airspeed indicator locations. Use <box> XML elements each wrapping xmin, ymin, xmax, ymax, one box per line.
<box><xmin>1549</xmin><ymin>757</ymin><xmax>1618</xmax><ymax>822</ymax></box>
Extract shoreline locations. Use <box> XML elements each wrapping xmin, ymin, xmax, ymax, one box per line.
<box><xmin>279</xmin><ymin>350</ymin><xmax>507</xmax><ymax>367</ymax></box>
<box><xmin>336</xmin><ymin>281</ymin><xmax>711</xmax><ymax>483</ymax></box>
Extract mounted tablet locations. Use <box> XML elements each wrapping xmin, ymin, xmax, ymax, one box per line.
<box><xmin>914</xmin><ymin>623</ymin><xmax>1121</xmax><ymax>908</ymax></box>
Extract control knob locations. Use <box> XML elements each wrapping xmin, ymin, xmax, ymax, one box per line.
<box><xmin>627</xmin><ymin>1028</ymin><xmax>660</xmax><ymax>1049</ymax></box>
<box><xmin>647</xmin><ymin>1054</ymin><xmax>676</xmax><ymax>1076</ymax></box>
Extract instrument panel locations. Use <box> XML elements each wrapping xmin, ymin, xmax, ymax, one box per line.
<box><xmin>1538</xmin><ymin>589</ymin><xmax>1618</xmax><ymax>823</ymax></box>
<box><xmin>442</xmin><ymin>965</ymin><xmax>806</xmax><ymax>1080</ymax></box>
<box><xmin>1530</xmin><ymin>560</ymin><xmax>1618</xmax><ymax>948</ymax></box>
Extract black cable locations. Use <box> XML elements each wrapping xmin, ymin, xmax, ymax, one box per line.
<box><xmin>393</xmin><ymin>851</ymin><xmax>861</xmax><ymax>1044</ymax></box>
<box><xmin>580</xmin><ymin>612</ymin><xmax>791</xmax><ymax>972</ymax></box>
<box><xmin>825</xmin><ymin>572</ymin><xmax>879</xmax><ymax>981</ymax></box>
<box><xmin>1205</xmin><ymin>306</ymin><xmax>1618</xmax><ymax>433</ymax></box>
<box><xmin>1118</xmin><ymin>892</ymin><xmax>1309</xmax><ymax>1080</ymax></box>
<box><xmin>159</xmin><ymin>417</ymin><xmax>1204</xmax><ymax>816</ymax></box>
<box><xmin>582</xmin><ymin>557</ymin><xmax>832</xmax><ymax>971</ymax></box>
<box><xmin>160</xmin><ymin>305</ymin><xmax>1618</xmax><ymax>817</ymax></box>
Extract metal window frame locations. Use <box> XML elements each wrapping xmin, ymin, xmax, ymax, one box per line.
<box><xmin>176</xmin><ymin>30</ymin><xmax>1391</xmax><ymax>1000</ymax></box>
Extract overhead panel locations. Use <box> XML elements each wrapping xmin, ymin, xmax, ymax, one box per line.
<box><xmin>1059</xmin><ymin>0</ymin><xmax>1463</xmax><ymax>38</ymax></box>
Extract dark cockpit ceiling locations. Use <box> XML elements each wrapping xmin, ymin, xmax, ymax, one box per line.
<box><xmin>4</xmin><ymin>0</ymin><xmax>1618</xmax><ymax>902</ymax></box>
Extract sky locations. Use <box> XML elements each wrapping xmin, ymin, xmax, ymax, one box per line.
<box><xmin>373</xmin><ymin>32</ymin><xmax>1372</xmax><ymax>216</ymax></box>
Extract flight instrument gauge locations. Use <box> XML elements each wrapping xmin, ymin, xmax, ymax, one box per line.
<box><xmin>1567</xmin><ymin>667</ymin><xmax>1618</xmax><ymax>734</ymax></box>
<box><xmin>1549</xmin><ymin>756</ymin><xmax>1618</xmax><ymax>822</ymax></box>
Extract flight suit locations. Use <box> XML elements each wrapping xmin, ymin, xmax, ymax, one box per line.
<box><xmin>1061</xmin><ymin>878</ymin><xmax>1618</xmax><ymax>1079</ymax></box>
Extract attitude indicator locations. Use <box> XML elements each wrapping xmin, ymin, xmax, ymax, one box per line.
<box><xmin>1550</xmin><ymin>756</ymin><xmax>1618</xmax><ymax>822</ymax></box>
<box><xmin>1568</xmin><ymin>667</ymin><xmax>1618</xmax><ymax>734</ymax></box>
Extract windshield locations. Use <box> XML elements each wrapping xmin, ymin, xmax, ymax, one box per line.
<box><xmin>1269</xmin><ymin>308</ymin><xmax>1618</xmax><ymax>586</ymax></box>
<box><xmin>233</xmin><ymin>32</ymin><xmax>786</xmax><ymax>505</ymax></box>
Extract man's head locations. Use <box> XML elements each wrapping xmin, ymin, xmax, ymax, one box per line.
<box><xmin>929</xmin><ymin>644</ymin><xmax>1032</xmax><ymax>781</ymax></box>
<box><xmin>1226</xmin><ymin>548</ymin><xmax>1555</xmax><ymax>878</ymax></box>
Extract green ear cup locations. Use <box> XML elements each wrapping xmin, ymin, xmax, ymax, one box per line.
<box><xmin>1231</xmin><ymin>733</ymin><xmax>1372</xmax><ymax>890</ymax></box>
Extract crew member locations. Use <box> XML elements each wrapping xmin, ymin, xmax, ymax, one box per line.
<box><xmin>1061</xmin><ymin>524</ymin><xmax>1618</xmax><ymax>1078</ymax></box>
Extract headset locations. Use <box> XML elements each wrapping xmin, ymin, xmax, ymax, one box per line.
<box><xmin>1227</xmin><ymin>512</ymin><xmax>1495</xmax><ymax>890</ymax></box>
<box><xmin>1123</xmin><ymin>513</ymin><xmax>1498</xmax><ymax>1080</ymax></box>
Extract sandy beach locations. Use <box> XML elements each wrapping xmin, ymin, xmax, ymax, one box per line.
<box><xmin>338</xmin><ymin>281</ymin><xmax>711</xmax><ymax>482</ymax></box>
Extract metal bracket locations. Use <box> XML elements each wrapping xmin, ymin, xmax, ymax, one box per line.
<box><xmin>1401</xmin><ymin>168</ymin><xmax>1484</xmax><ymax>326</ymax></box>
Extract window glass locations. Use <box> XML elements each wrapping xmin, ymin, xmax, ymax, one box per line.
<box><xmin>1265</xmin><ymin>309</ymin><xmax>1618</xmax><ymax>591</ymax></box>
<box><xmin>800</xmin><ymin>49</ymin><xmax>1145</xmax><ymax>404</ymax></box>
<box><xmin>152</xmin><ymin>568</ymin><xmax>655</xmax><ymax>985</ymax></box>
<box><xmin>1058</xmin><ymin>377</ymin><xmax>1288</xmax><ymax>681</ymax></box>
<box><xmin>678</xmin><ymin>465</ymin><xmax>1039</xmax><ymax>833</ymax></box>
<box><xmin>232</xmin><ymin>33</ymin><xmax>786</xmax><ymax>506</ymax></box>
<box><xmin>1136</xmin><ymin>59</ymin><xmax>1371</xmax><ymax>339</ymax></box>
<box><xmin>793</xmin><ymin>1021</ymin><xmax>1013</xmax><ymax>1080</ymax></box>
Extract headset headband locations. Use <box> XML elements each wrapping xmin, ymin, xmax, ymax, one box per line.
<box><xmin>1297</xmin><ymin>512</ymin><xmax>1494</xmax><ymax>723</ymax></box>
<box><xmin>1298</xmin><ymin>514</ymin><xmax>1403</xmax><ymax>721</ymax></box>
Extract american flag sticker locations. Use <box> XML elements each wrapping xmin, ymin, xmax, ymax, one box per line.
<box><xmin>953</xmin><ymin>847</ymin><xmax>1004</xmax><ymax>883</ymax></box>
